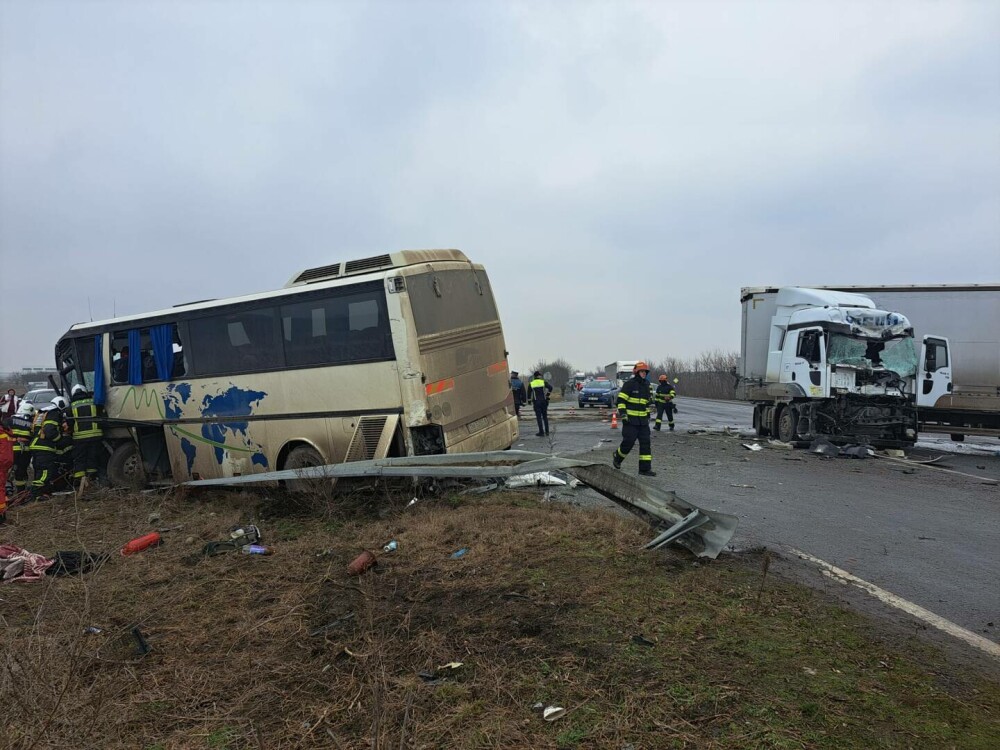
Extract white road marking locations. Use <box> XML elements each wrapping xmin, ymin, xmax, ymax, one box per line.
<box><xmin>789</xmin><ymin>547</ymin><xmax>1000</xmax><ymax>660</ymax></box>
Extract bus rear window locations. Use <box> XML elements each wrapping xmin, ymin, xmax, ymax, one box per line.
<box><xmin>408</xmin><ymin>269</ymin><xmax>498</xmax><ymax>336</ymax></box>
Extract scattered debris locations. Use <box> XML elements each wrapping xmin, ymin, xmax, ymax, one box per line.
<box><xmin>631</xmin><ymin>635</ymin><xmax>656</xmax><ymax>647</ymax></box>
<box><xmin>730</xmin><ymin>484</ymin><xmax>755</xmax><ymax>489</ymax></box>
<box><xmin>803</xmin><ymin>667</ymin><xmax>818</xmax><ymax>676</ymax></box>
<box><xmin>506</xmin><ymin>471</ymin><xmax>580</xmax><ymax>488</ymax></box>
<box><xmin>120</xmin><ymin>531</ymin><xmax>163</xmax><ymax>557</ymax></box>
<box><xmin>543</xmin><ymin>706</ymin><xmax>567</xmax><ymax>721</ymax></box>
<box><xmin>917</xmin><ymin>536</ymin><xmax>937</xmax><ymax>541</ymax></box>
<box><xmin>382</xmin><ymin>540</ymin><xmax>399</xmax><ymax>553</ymax></box>
<box><xmin>450</xmin><ymin>547</ymin><xmax>469</xmax><ymax>559</ymax></box>
<box><xmin>47</xmin><ymin>551</ymin><xmax>108</xmax><ymax>576</ymax></box>
<box><xmin>83</xmin><ymin>626</ymin><xmax>103</xmax><ymax>635</ymax></box>
<box><xmin>767</xmin><ymin>440</ymin><xmax>794</xmax><ymax>450</ymax></box>
<box><xmin>742</xmin><ymin>443</ymin><xmax>763</xmax><ymax>452</ymax></box>
<box><xmin>241</xmin><ymin>544</ymin><xmax>273</xmax><ymax>555</ymax></box>
<box><xmin>809</xmin><ymin>437</ymin><xmax>840</xmax><ymax>458</ymax></box>
<box><xmin>347</xmin><ymin>550</ymin><xmax>377</xmax><ymax>575</ymax></box>
<box><xmin>884</xmin><ymin>449</ymin><xmax>906</xmax><ymax>458</ymax></box>
<box><xmin>147</xmin><ymin>511</ymin><xmax>161</xmax><ymax>524</ymax></box>
<box><xmin>841</xmin><ymin>444</ymin><xmax>875</xmax><ymax>459</ymax></box>
<box><xmin>406</xmin><ymin>497</ymin><xmax>419</xmax><ymax>508</ymax></box>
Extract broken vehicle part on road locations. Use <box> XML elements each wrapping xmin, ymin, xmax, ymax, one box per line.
<box><xmin>184</xmin><ymin>450</ymin><xmax>739</xmax><ymax>559</ymax></box>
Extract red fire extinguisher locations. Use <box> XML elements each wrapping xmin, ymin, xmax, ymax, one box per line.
<box><xmin>121</xmin><ymin>531</ymin><xmax>162</xmax><ymax>556</ymax></box>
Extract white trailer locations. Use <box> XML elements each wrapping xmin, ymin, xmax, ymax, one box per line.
<box><xmin>821</xmin><ymin>285</ymin><xmax>1000</xmax><ymax>440</ymax></box>
<box><xmin>605</xmin><ymin>360</ymin><xmax>640</xmax><ymax>388</ymax></box>
<box><xmin>738</xmin><ymin>287</ymin><xmax>952</xmax><ymax>446</ymax></box>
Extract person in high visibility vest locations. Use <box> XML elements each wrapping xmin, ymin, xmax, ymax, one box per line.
<box><xmin>613</xmin><ymin>361</ymin><xmax>656</xmax><ymax>476</ymax></box>
<box><xmin>29</xmin><ymin>400</ymin><xmax>66</xmax><ymax>500</ymax></box>
<box><xmin>9</xmin><ymin>403</ymin><xmax>35</xmax><ymax>495</ymax></box>
<box><xmin>654</xmin><ymin>375</ymin><xmax>678</xmax><ymax>431</ymax></box>
<box><xmin>69</xmin><ymin>384</ymin><xmax>105</xmax><ymax>488</ymax></box>
<box><xmin>528</xmin><ymin>371</ymin><xmax>553</xmax><ymax>437</ymax></box>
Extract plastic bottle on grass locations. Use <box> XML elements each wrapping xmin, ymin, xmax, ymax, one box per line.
<box><xmin>241</xmin><ymin>544</ymin><xmax>273</xmax><ymax>555</ymax></box>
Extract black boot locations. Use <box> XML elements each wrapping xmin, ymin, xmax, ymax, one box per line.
<box><xmin>639</xmin><ymin>469</ymin><xmax>657</xmax><ymax>477</ymax></box>
<box><xmin>669</xmin><ymin>424</ymin><xmax>675</xmax><ymax>431</ymax></box>
<box><xmin>612</xmin><ymin>452</ymin><xmax>623</xmax><ymax>470</ymax></box>
<box><xmin>535</xmin><ymin>432</ymin><xmax>545</xmax><ymax>437</ymax></box>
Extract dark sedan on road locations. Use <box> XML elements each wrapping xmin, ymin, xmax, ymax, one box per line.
<box><xmin>578</xmin><ymin>379</ymin><xmax>618</xmax><ymax>407</ymax></box>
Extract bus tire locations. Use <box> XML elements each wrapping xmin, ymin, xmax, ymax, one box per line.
<box><xmin>284</xmin><ymin>444</ymin><xmax>330</xmax><ymax>493</ymax></box>
<box><xmin>107</xmin><ymin>442</ymin><xmax>147</xmax><ymax>490</ymax></box>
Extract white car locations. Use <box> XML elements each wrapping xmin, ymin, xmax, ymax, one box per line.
<box><xmin>21</xmin><ymin>388</ymin><xmax>59</xmax><ymax>410</ymax></box>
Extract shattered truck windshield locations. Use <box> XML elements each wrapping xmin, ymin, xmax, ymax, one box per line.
<box><xmin>828</xmin><ymin>334</ymin><xmax>917</xmax><ymax>377</ymax></box>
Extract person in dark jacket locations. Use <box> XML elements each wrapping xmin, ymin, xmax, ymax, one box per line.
<box><xmin>613</xmin><ymin>362</ymin><xmax>656</xmax><ymax>476</ymax></box>
<box><xmin>69</xmin><ymin>384</ymin><xmax>105</xmax><ymax>489</ymax></box>
<box><xmin>528</xmin><ymin>371</ymin><xmax>553</xmax><ymax>437</ymax></box>
<box><xmin>654</xmin><ymin>375</ymin><xmax>678</xmax><ymax>431</ymax></box>
<box><xmin>510</xmin><ymin>372</ymin><xmax>527</xmax><ymax>419</ymax></box>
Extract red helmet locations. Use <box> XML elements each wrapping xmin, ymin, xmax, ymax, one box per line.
<box><xmin>633</xmin><ymin>361</ymin><xmax>649</xmax><ymax>373</ymax></box>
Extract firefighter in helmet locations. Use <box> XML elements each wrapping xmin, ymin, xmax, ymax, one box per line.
<box><xmin>613</xmin><ymin>362</ymin><xmax>656</xmax><ymax>476</ymax></box>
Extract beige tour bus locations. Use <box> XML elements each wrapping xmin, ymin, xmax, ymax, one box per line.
<box><xmin>53</xmin><ymin>249</ymin><xmax>518</xmax><ymax>487</ymax></box>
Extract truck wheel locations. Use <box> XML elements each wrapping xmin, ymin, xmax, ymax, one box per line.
<box><xmin>777</xmin><ymin>406</ymin><xmax>798</xmax><ymax>443</ymax></box>
<box><xmin>283</xmin><ymin>444</ymin><xmax>331</xmax><ymax>493</ymax></box>
<box><xmin>753</xmin><ymin>406</ymin><xmax>765</xmax><ymax>437</ymax></box>
<box><xmin>107</xmin><ymin>442</ymin><xmax>147</xmax><ymax>490</ymax></box>
<box><xmin>950</xmin><ymin>434</ymin><xmax>965</xmax><ymax>442</ymax></box>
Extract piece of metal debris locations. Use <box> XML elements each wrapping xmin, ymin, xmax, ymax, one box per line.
<box><xmin>742</xmin><ymin>443</ymin><xmax>763</xmax><ymax>452</ymax></box>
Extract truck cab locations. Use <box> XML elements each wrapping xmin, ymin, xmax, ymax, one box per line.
<box><xmin>746</xmin><ymin>288</ymin><xmax>950</xmax><ymax>445</ymax></box>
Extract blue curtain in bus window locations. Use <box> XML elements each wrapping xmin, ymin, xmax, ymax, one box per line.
<box><xmin>93</xmin><ymin>334</ymin><xmax>106</xmax><ymax>406</ymax></box>
<box><xmin>150</xmin><ymin>324</ymin><xmax>174</xmax><ymax>381</ymax></box>
<box><xmin>128</xmin><ymin>329</ymin><xmax>143</xmax><ymax>385</ymax></box>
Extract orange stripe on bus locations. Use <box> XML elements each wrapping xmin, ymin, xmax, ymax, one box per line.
<box><xmin>425</xmin><ymin>378</ymin><xmax>455</xmax><ymax>396</ymax></box>
<box><xmin>487</xmin><ymin>360</ymin><xmax>508</xmax><ymax>376</ymax></box>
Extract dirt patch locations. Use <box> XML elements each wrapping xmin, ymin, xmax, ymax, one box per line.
<box><xmin>1</xmin><ymin>488</ymin><xmax>998</xmax><ymax>749</ymax></box>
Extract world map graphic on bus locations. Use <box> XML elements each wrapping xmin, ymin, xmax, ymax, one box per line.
<box><xmin>163</xmin><ymin>383</ymin><xmax>270</xmax><ymax>473</ymax></box>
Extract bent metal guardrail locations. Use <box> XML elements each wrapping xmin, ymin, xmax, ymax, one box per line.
<box><xmin>184</xmin><ymin>450</ymin><xmax>739</xmax><ymax>559</ymax></box>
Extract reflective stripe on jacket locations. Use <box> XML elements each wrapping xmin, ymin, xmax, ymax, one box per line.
<box><xmin>71</xmin><ymin>398</ymin><xmax>104</xmax><ymax>440</ymax></box>
<box><xmin>617</xmin><ymin>376</ymin><xmax>652</xmax><ymax>422</ymax></box>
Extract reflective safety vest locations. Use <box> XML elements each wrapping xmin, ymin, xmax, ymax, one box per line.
<box><xmin>29</xmin><ymin>417</ymin><xmax>62</xmax><ymax>454</ymax></box>
<box><xmin>71</xmin><ymin>397</ymin><xmax>103</xmax><ymax>440</ymax></box>
<box><xmin>10</xmin><ymin>412</ymin><xmax>34</xmax><ymax>451</ymax></box>
<box><xmin>529</xmin><ymin>378</ymin><xmax>551</xmax><ymax>403</ymax></box>
<box><xmin>617</xmin><ymin>376</ymin><xmax>652</xmax><ymax>423</ymax></box>
<box><xmin>654</xmin><ymin>383</ymin><xmax>677</xmax><ymax>404</ymax></box>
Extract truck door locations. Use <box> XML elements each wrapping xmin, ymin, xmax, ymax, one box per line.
<box><xmin>781</xmin><ymin>328</ymin><xmax>828</xmax><ymax>397</ymax></box>
<box><xmin>917</xmin><ymin>336</ymin><xmax>952</xmax><ymax>408</ymax></box>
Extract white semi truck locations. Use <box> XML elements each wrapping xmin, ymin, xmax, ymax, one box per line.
<box><xmin>738</xmin><ymin>287</ymin><xmax>953</xmax><ymax>446</ymax></box>
<box><xmin>606</xmin><ymin>360</ymin><xmax>640</xmax><ymax>388</ymax></box>
<box><xmin>821</xmin><ymin>285</ymin><xmax>1000</xmax><ymax>441</ymax></box>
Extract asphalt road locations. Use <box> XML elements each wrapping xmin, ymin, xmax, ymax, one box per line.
<box><xmin>523</xmin><ymin>398</ymin><xmax>1000</xmax><ymax>647</ymax></box>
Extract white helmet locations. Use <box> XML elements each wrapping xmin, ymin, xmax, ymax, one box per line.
<box><xmin>17</xmin><ymin>402</ymin><xmax>36</xmax><ymax>417</ymax></box>
<box><xmin>71</xmin><ymin>384</ymin><xmax>87</xmax><ymax>397</ymax></box>
<box><xmin>50</xmin><ymin>396</ymin><xmax>68</xmax><ymax>410</ymax></box>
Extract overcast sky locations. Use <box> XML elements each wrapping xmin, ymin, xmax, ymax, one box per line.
<box><xmin>1</xmin><ymin>0</ymin><xmax>998</xmax><ymax>375</ymax></box>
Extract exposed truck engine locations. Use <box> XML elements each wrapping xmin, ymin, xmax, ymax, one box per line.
<box><xmin>738</xmin><ymin>287</ymin><xmax>952</xmax><ymax>446</ymax></box>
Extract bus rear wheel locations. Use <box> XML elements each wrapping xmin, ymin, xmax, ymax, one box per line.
<box><xmin>283</xmin><ymin>445</ymin><xmax>332</xmax><ymax>494</ymax></box>
<box><xmin>107</xmin><ymin>442</ymin><xmax>147</xmax><ymax>490</ymax></box>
